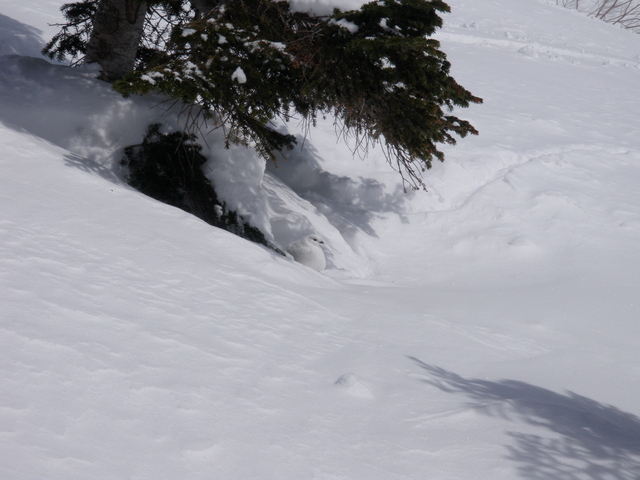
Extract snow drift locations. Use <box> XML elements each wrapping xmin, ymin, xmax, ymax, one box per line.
<box><xmin>1</xmin><ymin>0</ymin><xmax>640</xmax><ymax>478</ymax></box>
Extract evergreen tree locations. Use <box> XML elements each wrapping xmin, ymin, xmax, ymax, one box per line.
<box><xmin>46</xmin><ymin>0</ymin><xmax>482</xmax><ymax>189</ymax></box>
<box><xmin>84</xmin><ymin>0</ymin><xmax>148</xmax><ymax>80</ymax></box>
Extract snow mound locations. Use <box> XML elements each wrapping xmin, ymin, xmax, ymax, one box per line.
<box><xmin>335</xmin><ymin>373</ymin><xmax>374</xmax><ymax>398</ymax></box>
<box><xmin>0</xmin><ymin>14</ymin><xmax>43</xmax><ymax>57</ymax></box>
<box><xmin>0</xmin><ymin>54</ymin><xmax>381</xmax><ymax>277</ymax></box>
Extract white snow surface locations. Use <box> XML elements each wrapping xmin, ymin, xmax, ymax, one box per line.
<box><xmin>2</xmin><ymin>0</ymin><xmax>640</xmax><ymax>479</ymax></box>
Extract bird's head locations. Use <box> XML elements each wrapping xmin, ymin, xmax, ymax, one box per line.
<box><xmin>307</xmin><ymin>235</ymin><xmax>325</xmax><ymax>245</ymax></box>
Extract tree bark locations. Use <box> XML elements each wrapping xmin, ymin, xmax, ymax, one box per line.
<box><xmin>86</xmin><ymin>0</ymin><xmax>147</xmax><ymax>81</ymax></box>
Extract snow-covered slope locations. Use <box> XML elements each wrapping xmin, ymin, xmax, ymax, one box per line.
<box><xmin>1</xmin><ymin>0</ymin><xmax>639</xmax><ymax>478</ymax></box>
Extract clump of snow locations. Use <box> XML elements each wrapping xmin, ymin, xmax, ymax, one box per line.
<box><xmin>140</xmin><ymin>74</ymin><xmax>157</xmax><ymax>84</ymax></box>
<box><xmin>334</xmin><ymin>373</ymin><xmax>374</xmax><ymax>398</ymax></box>
<box><xmin>203</xmin><ymin>137</ymin><xmax>275</xmax><ymax>240</ymax></box>
<box><xmin>329</xmin><ymin>18</ymin><xmax>360</xmax><ymax>33</ymax></box>
<box><xmin>231</xmin><ymin>66</ymin><xmax>246</xmax><ymax>83</ymax></box>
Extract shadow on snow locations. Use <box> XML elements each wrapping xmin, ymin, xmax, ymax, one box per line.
<box><xmin>267</xmin><ymin>134</ymin><xmax>410</xmax><ymax>238</ymax></box>
<box><xmin>0</xmin><ymin>14</ymin><xmax>43</xmax><ymax>58</ymax></box>
<box><xmin>409</xmin><ymin>358</ymin><xmax>640</xmax><ymax>480</ymax></box>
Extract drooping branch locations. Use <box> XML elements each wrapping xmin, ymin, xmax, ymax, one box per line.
<box><xmin>42</xmin><ymin>0</ymin><xmax>98</xmax><ymax>65</ymax></box>
<box><xmin>114</xmin><ymin>0</ymin><xmax>482</xmax><ymax>189</ymax></box>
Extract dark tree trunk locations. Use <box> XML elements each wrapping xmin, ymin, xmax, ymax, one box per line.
<box><xmin>86</xmin><ymin>0</ymin><xmax>147</xmax><ymax>81</ymax></box>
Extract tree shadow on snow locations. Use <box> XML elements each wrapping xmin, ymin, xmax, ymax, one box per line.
<box><xmin>409</xmin><ymin>358</ymin><xmax>640</xmax><ymax>480</ymax></box>
<box><xmin>267</xmin><ymin>134</ymin><xmax>410</xmax><ymax>238</ymax></box>
<box><xmin>63</xmin><ymin>153</ymin><xmax>123</xmax><ymax>185</ymax></box>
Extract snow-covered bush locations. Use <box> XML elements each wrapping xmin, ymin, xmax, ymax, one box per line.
<box><xmin>122</xmin><ymin>123</ymin><xmax>281</xmax><ymax>251</ymax></box>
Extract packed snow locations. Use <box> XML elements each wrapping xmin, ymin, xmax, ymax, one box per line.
<box><xmin>1</xmin><ymin>0</ymin><xmax>639</xmax><ymax>479</ymax></box>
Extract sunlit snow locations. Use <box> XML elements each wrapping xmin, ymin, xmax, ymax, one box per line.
<box><xmin>1</xmin><ymin>0</ymin><xmax>640</xmax><ymax>479</ymax></box>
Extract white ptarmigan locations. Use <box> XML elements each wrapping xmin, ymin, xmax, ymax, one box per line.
<box><xmin>285</xmin><ymin>235</ymin><xmax>326</xmax><ymax>271</ymax></box>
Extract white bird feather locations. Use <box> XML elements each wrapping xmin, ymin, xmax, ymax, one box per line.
<box><xmin>285</xmin><ymin>235</ymin><xmax>326</xmax><ymax>271</ymax></box>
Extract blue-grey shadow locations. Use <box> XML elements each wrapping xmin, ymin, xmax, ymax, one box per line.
<box><xmin>0</xmin><ymin>14</ymin><xmax>44</xmax><ymax>57</ymax></box>
<box><xmin>63</xmin><ymin>153</ymin><xmax>123</xmax><ymax>185</ymax></box>
<box><xmin>409</xmin><ymin>358</ymin><xmax>640</xmax><ymax>480</ymax></box>
<box><xmin>267</xmin><ymin>134</ymin><xmax>410</xmax><ymax>238</ymax></box>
